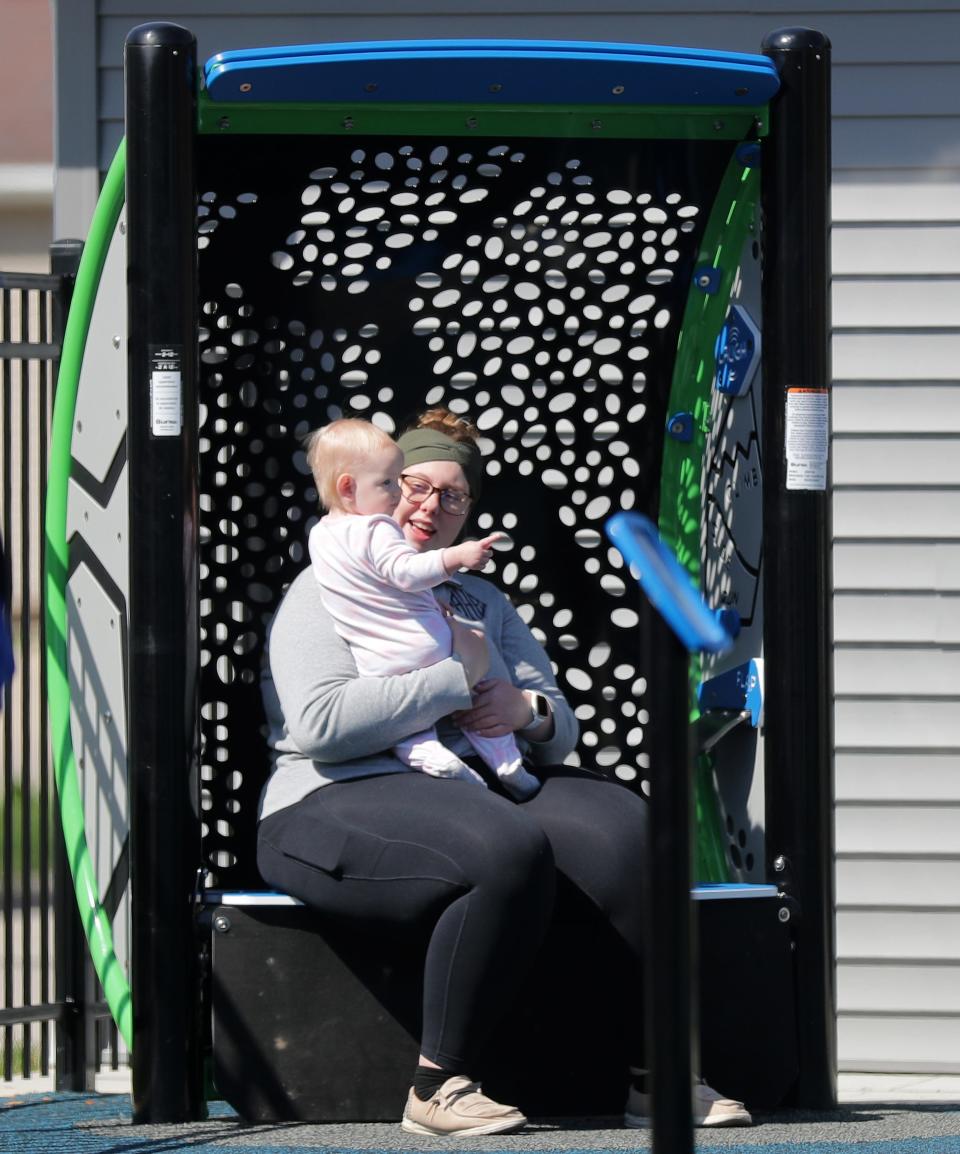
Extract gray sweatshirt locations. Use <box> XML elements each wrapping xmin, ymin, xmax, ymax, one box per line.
<box><xmin>258</xmin><ymin>566</ymin><xmax>579</xmax><ymax>820</ymax></box>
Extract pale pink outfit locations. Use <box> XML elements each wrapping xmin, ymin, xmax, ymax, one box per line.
<box><xmin>308</xmin><ymin>513</ymin><xmax>539</xmax><ymax>798</ymax></box>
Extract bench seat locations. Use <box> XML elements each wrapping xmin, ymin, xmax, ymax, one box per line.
<box><xmin>207</xmin><ymin>884</ymin><xmax>797</xmax><ymax>1121</ymax></box>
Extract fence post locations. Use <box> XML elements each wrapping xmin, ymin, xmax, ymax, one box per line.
<box><xmin>48</xmin><ymin>238</ymin><xmax>92</xmax><ymax>1092</ymax></box>
<box><xmin>760</xmin><ymin>27</ymin><xmax>837</xmax><ymax>1109</ymax></box>
<box><xmin>125</xmin><ymin>22</ymin><xmax>203</xmax><ymax>1122</ymax></box>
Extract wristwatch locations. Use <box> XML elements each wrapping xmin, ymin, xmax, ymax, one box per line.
<box><xmin>520</xmin><ymin>691</ymin><xmax>552</xmax><ymax>732</ymax></box>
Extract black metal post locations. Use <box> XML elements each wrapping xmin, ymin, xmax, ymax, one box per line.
<box><xmin>640</xmin><ymin>599</ymin><xmax>696</xmax><ymax>1154</ymax></box>
<box><xmin>760</xmin><ymin>27</ymin><xmax>836</xmax><ymax>1109</ymax></box>
<box><xmin>125</xmin><ymin>22</ymin><xmax>203</xmax><ymax>1122</ymax></box>
<box><xmin>49</xmin><ymin>238</ymin><xmax>91</xmax><ymax>1092</ymax></box>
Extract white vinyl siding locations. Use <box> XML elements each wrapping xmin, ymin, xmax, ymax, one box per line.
<box><xmin>833</xmin><ymin>542</ymin><xmax>960</xmax><ymax>590</ymax></box>
<box><xmin>63</xmin><ymin>0</ymin><xmax>960</xmax><ymax>1074</ymax></box>
<box><xmin>834</xmin><ymin>649</ymin><xmax>960</xmax><ymax>697</ymax></box>
<box><xmin>838</xmin><ymin>1018</ymin><xmax>960</xmax><ymax>1073</ymax></box>
<box><xmin>836</xmin><ymin>752</ymin><xmax>960</xmax><ymax>801</ymax></box>
<box><xmin>829</xmin><ymin>0</ymin><xmax>960</xmax><ymax>1071</ymax></box>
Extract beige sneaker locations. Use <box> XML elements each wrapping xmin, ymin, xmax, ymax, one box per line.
<box><xmin>624</xmin><ymin>1079</ymin><xmax>752</xmax><ymax>1128</ymax></box>
<box><xmin>401</xmin><ymin>1074</ymin><xmax>527</xmax><ymax>1137</ymax></box>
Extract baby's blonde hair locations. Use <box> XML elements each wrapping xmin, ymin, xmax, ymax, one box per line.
<box><xmin>306</xmin><ymin>418</ymin><xmax>396</xmax><ymax>511</ymax></box>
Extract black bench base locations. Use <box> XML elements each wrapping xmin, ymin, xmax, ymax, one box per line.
<box><xmin>210</xmin><ymin>896</ymin><xmax>797</xmax><ymax>1122</ymax></box>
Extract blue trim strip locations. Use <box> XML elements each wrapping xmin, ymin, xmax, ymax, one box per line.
<box><xmin>604</xmin><ymin>512</ymin><xmax>732</xmax><ymax>655</ymax></box>
<box><xmin>693</xmin><ymin>883</ymin><xmax>778</xmax><ymax>900</ymax></box>
<box><xmin>204</xmin><ymin>39</ymin><xmax>779</xmax><ymax>107</ymax></box>
<box><xmin>206</xmin><ymin>886</ymin><xmax>778</xmax><ymax>905</ymax></box>
<box><xmin>207</xmin><ymin>38</ymin><xmax>780</xmax><ymax>70</ymax></box>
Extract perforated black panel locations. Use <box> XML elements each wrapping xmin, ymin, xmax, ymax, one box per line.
<box><xmin>197</xmin><ymin>133</ymin><xmax>733</xmax><ymax>886</ymax></box>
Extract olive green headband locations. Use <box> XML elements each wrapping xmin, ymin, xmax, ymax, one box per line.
<box><xmin>396</xmin><ymin>429</ymin><xmax>483</xmax><ymax>500</ymax></box>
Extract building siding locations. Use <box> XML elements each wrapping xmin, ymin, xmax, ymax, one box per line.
<box><xmin>59</xmin><ymin>0</ymin><xmax>960</xmax><ymax>1073</ymax></box>
<box><xmin>826</xmin><ymin>0</ymin><xmax>960</xmax><ymax>1074</ymax></box>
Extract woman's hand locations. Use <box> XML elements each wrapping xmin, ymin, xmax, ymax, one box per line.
<box><xmin>453</xmin><ymin>677</ymin><xmax>533</xmax><ymax>737</ymax></box>
<box><xmin>447</xmin><ymin>616</ymin><xmax>490</xmax><ymax>688</ymax></box>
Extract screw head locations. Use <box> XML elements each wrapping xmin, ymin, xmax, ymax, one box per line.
<box><xmin>239</xmin><ymin>82</ymin><xmax>252</xmax><ymax>94</ymax></box>
<box><xmin>612</xmin><ymin>84</ymin><xmax>625</xmax><ymax>95</ymax></box>
<box><xmin>489</xmin><ymin>83</ymin><xmax>503</xmax><ymax>93</ymax></box>
<box><xmin>213</xmin><ymin>915</ymin><xmax>231</xmax><ymax>933</ymax></box>
<box><xmin>773</xmin><ymin>854</ymin><xmax>787</xmax><ymax>872</ymax></box>
<box><xmin>778</xmin><ymin>906</ymin><xmax>791</xmax><ymax>924</ymax></box>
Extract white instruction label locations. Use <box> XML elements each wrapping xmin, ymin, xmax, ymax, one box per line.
<box><xmin>151</xmin><ymin>371</ymin><xmax>182</xmax><ymax>436</ymax></box>
<box><xmin>785</xmin><ymin>387</ymin><xmax>829</xmax><ymax>491</ymax></box>
<box><xmin>149</xmin><ymin>345</ymin><xmax>183</xmax><ymax>437</ymax></box>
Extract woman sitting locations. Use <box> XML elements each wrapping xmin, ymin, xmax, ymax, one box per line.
<box><xmin>257</xmin><ymin>406</ymin><xmax>751</xmax><ymax>1135</ymax></box>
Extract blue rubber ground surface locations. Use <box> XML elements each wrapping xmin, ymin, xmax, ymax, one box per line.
<box><xmin>2</xmin><ymin>1093</ymin><xmax>960</xmax><ymax>1154</ymax></box>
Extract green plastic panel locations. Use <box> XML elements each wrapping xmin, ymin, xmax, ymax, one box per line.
<box><xmin>198</xmin><ymin>92</ymin><xmax>769</xmax><ymax>142</ymax></box>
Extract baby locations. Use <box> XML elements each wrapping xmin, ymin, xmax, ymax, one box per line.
<box><xmin>306</xmin><ymin>417</ymin><xmax>540</xmax><ymax>799</ymax></box>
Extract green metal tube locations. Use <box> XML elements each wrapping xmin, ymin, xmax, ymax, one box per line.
<box><xmin>44</xmin><ymin>139</ymin><xmax>133</xmax><ymax>1050</ymax></box>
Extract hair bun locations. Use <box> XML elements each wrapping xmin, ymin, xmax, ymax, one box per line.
<box><xmin>414</xmin><ymin>407</ymin><xmax>480</xmax><ymax>446</ymax></box>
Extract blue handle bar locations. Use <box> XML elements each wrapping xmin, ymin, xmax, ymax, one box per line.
<box><xmin>604</xmin><ymin>512</ymin><xmax>732</xmax><ymax>655</ymax></box>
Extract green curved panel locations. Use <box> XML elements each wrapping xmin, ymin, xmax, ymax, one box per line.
<box><xmin>660</xmin><ymin>153</ymin><xmax>759</xmax><ymax>571</ymax></box>
<box><xmin>659</xmin><ymin>147</ymin><xmax>762</xmax><ymax>883</ymax></box>
<box><xmin>45</xmin><ymin>139</ymin><xmax>133</xmax><ymax>1049</ymax></box>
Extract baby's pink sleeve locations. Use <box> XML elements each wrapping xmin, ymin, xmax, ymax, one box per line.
<box><xmin>365</xmin><ymin>517</ymin><xmax>449</xmax><ymax>592</ymax></box>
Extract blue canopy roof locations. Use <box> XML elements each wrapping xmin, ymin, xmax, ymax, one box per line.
<box><xmin>204</xmin><ymin>39</ymin><xmax>780</xmax><ymax>107</ymax></box>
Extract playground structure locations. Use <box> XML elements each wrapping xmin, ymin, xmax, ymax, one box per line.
<box><xmin>44</xmin><ymin>21</ymin><xmax>833</xmax><ymax>1151</ymax></box>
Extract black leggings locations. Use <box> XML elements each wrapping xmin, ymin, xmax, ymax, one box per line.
<box><xmin>257</xmin><ymin>767</ymin><xmax>649</xmax><ymax>1070</ymax></box>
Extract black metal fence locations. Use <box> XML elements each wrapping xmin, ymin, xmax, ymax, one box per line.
<box><xmin>0</xmin><ymin>241</ymin><xmax>107</xmax><ymax>1089</ymax></box>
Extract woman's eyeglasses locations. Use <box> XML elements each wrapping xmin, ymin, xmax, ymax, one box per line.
<box><xmin>399</xmin><ymin>474</ymin><xmax>471</xmax><ymax>516</ymax></box>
